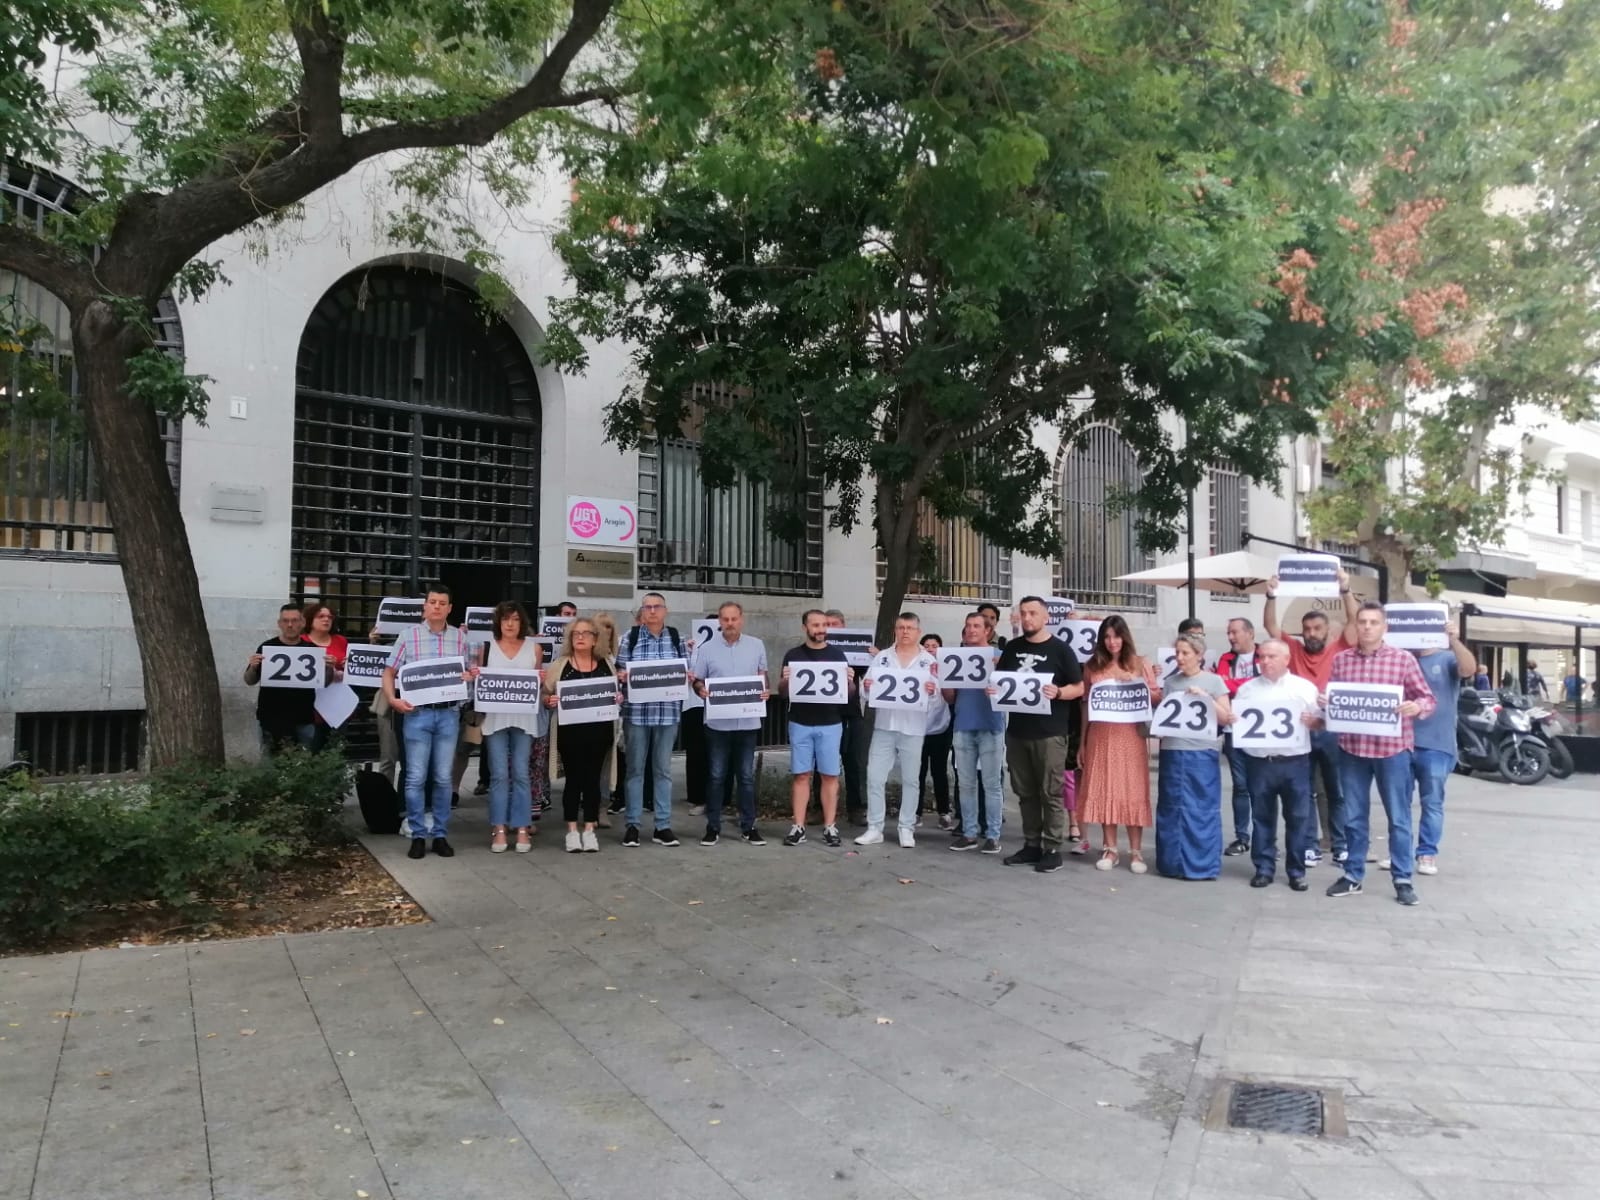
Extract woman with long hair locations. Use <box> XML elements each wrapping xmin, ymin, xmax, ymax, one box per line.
<box><xmin>301</xmin><ymin>601</ymin><xmax>348</xmax><ymax>752</ymax></box>
<box><xmin>543</xmin><ymin>617</ymin><xmax>621</xmax><ymax>852</ymax></box>
<box><xmin>1154</xmin><ymin>632</ymin><xmax>1232</xmax><ymax>880</ymax></box>
<box><xmin>1078</xmin><ymin>615</ymin><xmax>1162</xmax><ymax>873</ymax></box>
<box><xmin>481</xmin><ymin>600</ymin><xmax>542</xmax><ymax>854</ymax></box>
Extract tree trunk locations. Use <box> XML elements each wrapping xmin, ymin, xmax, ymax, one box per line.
<box><xmin>74</xmin><ymin>301</ymin><xmax>226</xmax><ymax>768</ymax></box>
<box><xmin>873</xmin><ymin>477</ymin><xmax>921</xmax><ymax>647</ymax></box>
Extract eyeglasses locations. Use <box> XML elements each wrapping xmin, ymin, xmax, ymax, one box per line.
<box><xmin>573</xmin><ymin>630</ymin><xmax>597</xmax><ymax>637</ymax></box>
<box><xmin>640</xmin><ymin>602</ymin><xmax>665</xmax><ymax>610</ymax></box>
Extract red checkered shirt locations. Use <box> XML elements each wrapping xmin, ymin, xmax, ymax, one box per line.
<box><xmin>1327</xmin><ymin>641</ymin><xmax>1437</xmax><ymax>759</ymax></box>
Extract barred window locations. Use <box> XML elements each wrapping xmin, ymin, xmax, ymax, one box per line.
<box><xmin>636</xmin><ymin>387</ymin><xmax>823</xmax><ymax>595</ymax></box>
<box><xmin>877</xmin><ymin>499</ymin><xmax>1011</xmax><ymax>602</ymax></box>
<box><xmin>0</xmin><ymin>163</ymin><xmax>182</xmax><ymax>559</ymax></box>
<box><xmin>1055</xmin><ymin>424</ymin><xmax>1155</xmax><ymax>610</ymax></box>
<box><xmin>1209</xmin><ymin>462</ymin><xmax>1248</xmax><ymax>555</ymax></box>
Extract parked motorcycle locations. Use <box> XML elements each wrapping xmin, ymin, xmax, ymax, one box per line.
<box><xmin>1527</xmin><ymin>703</ymin><xmax>1575</xmax><ymax>780</ymax></box>
<box><xmin>1456</xmin><ymin>689</ymin><xmax>1552</xmax><ymax>785</ymax></box>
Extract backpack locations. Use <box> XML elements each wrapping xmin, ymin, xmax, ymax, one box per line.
<box><xmin>355</xmin><ymin>766</ymin><xmax>402</xmax><ymax>835</ymax></box>
<box><xmin>626</xmin><ymin>623</ymin><xmax>683</xmax><ymax>658</ymax></box>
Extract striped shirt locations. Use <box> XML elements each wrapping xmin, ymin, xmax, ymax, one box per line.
<box><xmin>385</xmin><ymin>623</ymin><xmax>473</xmax><ymax>705</ymax></box>
<box><xmin>1327</xmin><ymin>642</ymin><xmax>1437</xmax><ymax>759</ymax></box>
<box><xmin>615</xmin><ymin>625</ymin><xmax>686</xmax><ymax>726</ymax></box>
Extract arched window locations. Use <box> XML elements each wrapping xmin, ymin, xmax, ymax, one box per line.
<box><xmin>1055</xmin><ymin>424</ymin><xmax>1155</xmax><ymax>610</ymax></box>
<box><xmin>877</xmin><ymin>500</ymin><xmax>1011</xmax><ymax>602</ymax></box>
<box><xmin>636</xmin><ymin>384</ymin><xmax>823</xmax><ymax>595</ymax></box>
<box><xmin>0</xmin><ymin>163</ymin><xmax>183</xmax><ymax>558</ymax></box>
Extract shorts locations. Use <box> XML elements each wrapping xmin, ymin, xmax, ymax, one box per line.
<box><xmin>789</xmin><ymin>721</ymin><xmax>844</xmax><ymax>777</ymax></box>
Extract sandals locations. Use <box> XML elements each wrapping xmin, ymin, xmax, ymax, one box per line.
<box><xmin>1129</xmin><ymin>852</ymin><xmax>1148</xmax><ymax>875</ymax></box>
<box><xmin>514</xmin><ymin>828</ymin><xmax>533</xmax><ymax>854</ymax></box>
<box><xmin>1095</xmin><ymin>846</ymin><xmax>1119</xmax><ymax>871</ymax></box>
<box><xmin>490</xmin><ymin>825</ymin><xmax>509</xmax><ymax>853</ymax></box>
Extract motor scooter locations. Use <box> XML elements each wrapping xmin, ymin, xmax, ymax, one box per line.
<box><xmin>1456</xmin><ymin>689</ymin><xmax>1551</xmax><ymax>785</ymax></box>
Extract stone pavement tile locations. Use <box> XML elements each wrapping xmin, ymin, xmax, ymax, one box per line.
<box><xmin>0</xmin><ymin>955</ymin><xmax>80</xmax><ymax>1200</ymax></box>
<box><xmin>1285</xmin><ymin>1162</ymin><xmax>1431</xmax><ymax>1200</ymax></box>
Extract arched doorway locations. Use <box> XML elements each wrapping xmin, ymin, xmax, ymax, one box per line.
<box><xmin>290</xmin><ymin>266</ymin><xmax>542</xmax><ymax>629</ymax></box>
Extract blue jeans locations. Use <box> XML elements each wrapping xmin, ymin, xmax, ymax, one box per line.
<box><xmin>952</xmin><ymin>729</ymin><xmax>1004</xmax><ymax>839</ymax></box>
<box><xmin>1338</xmin><ymin>751</ymin><xmax>1414</xmax><ymax>885</ymax></box>
<box><xmin>867</xmin><ymin>729</ymin><xmax>924</xmax><ymax>833</ymax></box>
<box><xmin>1412</xmin><ymin>747</ymin><xmax>1453</xmax><ymax>859</ymax></box>
<box><xmin>625</xmin><ymin>721</ymin><xmax>678</xmax><ymax>830</ymax></box>
<box><xmin>705</xmin><ymin>728</ymin><xmax>757</xmax><ymax>833</ymax></box>
<box><xmin>1227</xmin><ymin>740</ymin><xmax>1252</xmax><ymax>844</ymax></box>
<box><xmin>1244</xmin><ymin>754</ymin><xmax>1313</xmax><ymax>880</ymax></box>
<box><xmin>1310</xmin><ymin>729</ymin><xmax>1346</xmax><ymax>855</ymax></box>
<box><xmin>485</xmin><ymin>727</ymin><xmax>532</xmax><ymax>829</ymax></box>
<box><xmin>402</xmin><ymin>706</ymin><xmax>460</xmax><ymax>842</ymax></box>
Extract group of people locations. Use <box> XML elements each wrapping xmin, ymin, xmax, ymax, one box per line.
<box><xmin>245</xmin><ymin>572</ymin><xmax>1475</xmax><ymax>905</ymax></box>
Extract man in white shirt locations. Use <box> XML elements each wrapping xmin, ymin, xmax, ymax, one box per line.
<box><xmin>857</xmin><ymin>612</ymin><xmax>939</xmax><ymax>848</ymax></box>
<box><xmin>1232</xmin><ymin>639</ymin><xmax>1320</xmax><ymax>892</ymax></box>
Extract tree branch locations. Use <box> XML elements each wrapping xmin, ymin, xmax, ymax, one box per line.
<box><xmin>0</xmin><ymin>224</ymin><xmax>93</xmax><ymax>308</ymax></box>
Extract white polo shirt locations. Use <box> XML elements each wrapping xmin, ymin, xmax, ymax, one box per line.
<box><xmin>1232</xmin><ymin>672</ymin><xmax>1318</xmax><ymax>757</ymax></box>
<box><xmin>864</xmin><ymin>648</ymin><xmax>936</xmax><ymax>736</ymax></box>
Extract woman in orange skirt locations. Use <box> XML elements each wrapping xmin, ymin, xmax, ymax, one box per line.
<box><xmin>1078</xmin><ymin>615</ymin><xmax>1161</xmax><ymax>874</ymax></box>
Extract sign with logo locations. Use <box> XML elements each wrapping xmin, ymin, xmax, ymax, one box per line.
<box><xmin>375</xmin><ymin>596</ymin><xmax>424</xmax><ymax>635</ymax></box>
<box><xmin>473</xmin><ymin>668</ymin><xmax>543</xmax><ymax>714</ymax></box>
<box><xmin>396</xmin><ymin>656</ymin><xmax>468</xmax><ymax>706</ymax></box>
<box><xmin>1324</xmin><ymin>682</ymin><xmax>1402</xmax><ymax>737</ymax></box>
<box><xmin>566</xmin><ymin>495</ymin><xmax>638</xmax><ymax>548</ymax></box>
<box><xmin>625</xmin><ymin>658</ymin><xmax>690</xmax><ymax>705</ymax></box>
<box><xmin>786</xmin><ymin>661</ymin><xmax>849</xmax><ymax>705</ymax></box>
<box><xmin>1385</xmin><ymin>602</ymin><xmax>1449</xmax><ymax>650</ymax></box>
<box><xmin>342</xmin><ymin>643</ymin><xmax>390</xmax><ymax>688</ymax></box>
<box><xmin>939</xmin><ymin>647</ymin><xmax>994</xmax><ymax>690</ymax></box>
<box><xmin>567</xmin><ymin>548</ymin><xmax>635</xmax><ymax>581</ymax></box>
<box><xmin>867</xmin><ymin>667</ymin><xmax>931</xmax><ymax>711</ymax></box>
<box><xmin>704</xmin><ymin>675</ymin><xmax>768</xmax><ymax>721</ymax></box>
<box><xmin>825</xmin><ymin>627</ymin><xmax>875</xmax><ymax>667</ymax></box>
<box><xmin>1150</xmin><ymin>692</ymin><xmax>1218</xmax><ymax>741</ymax></box>
<box><xmin>260</xmin><ymin>644</ymin><xmax>324</xmax><ymax>689</ymax></box>
<box><xmin>557</xmin><ymin>676</ymin><xmax>620</xmax><ymax>725</ymax></box>
<box><xmin>1275</xmin><ymin>554</ymin><xmax>1341</xmax><ymax>599</ymax></box>
<box><xmin>989</xmin><ymin>670</ymin><xmax>1052</xmax><ymax>716</ymax></box>
<box><xmin>1086</xmin><ymin>679</ymin><xmax>1153</xmax><ymax>724</ymax></box>
<box><xmin>1053</xmin><ymin>619</ymin><xmax>1100</xmax><ymax>663</ymax></box>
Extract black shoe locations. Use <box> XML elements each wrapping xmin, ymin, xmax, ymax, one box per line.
<box><xmin>822</xmin><ymin>825</ymin><xmax>841</xmax><ymax>847</ymax></box>
<box><xmin>607</xmin><ymin>800</ymin><xmax>624</xmax><ymax>815</ymax></box>
<box><xmin>643</xmin><ymin>800</ymin><xmax>654</xmax><ymax>811</ymax></box>
<box><xmin>623</xmin><ymin>825</ymin><xmax>640</xmax><ymax>847</ymax></box>
<box><xmin>1325</xmin><ymin>877</ymin><xmax>1363</xmax><ymax>898</ymax></box>
<box><xmin>451</xmin><ymin>792</ymin><xmax>461</xmax><ymax>809</ymax></box>
<box><xmin>783</xmin><ymin>826</ymin><xmax>806</xmax><ymax>847</ymax></box>
<box><xmin>1249</xmin><ymin>873</ymin><xmax>1273</xmax><ymax>888</ymax></box>
<box><xmin>1003</xmin><ymin>843</ymin><xmax>1043</xmax><ymax>866</ymax></box>
<box><xmin>1034</xmin><ymin>850</ymin><xmax>1064</xmax><ymax>874</ymax></box>
<box><xmin>473</xmin><ymin>783</ymin><xmax>488</xmax><ymax>797</ymax></box>
<box><xmin>847</xmin><ymin>810</ymin><xmax>869</xmax><ymax>828</ymax></box>
<box><xmin>740</xmin><ymin>827</ymin><xmax>766</xmax><ymax>846</ymax></box>
<box><xmin>1288</xmin><ymin>877</ymin><xmax>1309</xmax><ymax>892</ymax></box>
<box><xmin>700</xmin><ymin>827</ymin><xmax>720</xmax><ymax>846</ymax></box>
<box><xmin>980</xmin><ymin>838</ymin><xmax>1001</xmax><ymax>855</ymax></box>
<box><xmin>408</xmin><ymin>838</ymin><xmax>426</xmax><ymax>860</ymax></box>
<box><xmin>432</xmin><ymin>838</ymin><xmax>454</xmax><ymax>857</ymax></box>
<box><xmin>1224</xmin><ymin>839</ymin><xmax>1250</xmax><ymax>856</ymax></box>
<box><xmin>949</xmin><ymin>836</ymin><xmax>978</xmax><ymax>851</ymax></box>
<box><xmin>652</xmin><ymin>828</ymin><xmax>680</xmax><ymax>847</ymax></box>
<box><xmin>1395</xmin><ymin>883</ymin><xmax>1420</xmax><ymax>906</ymax></box>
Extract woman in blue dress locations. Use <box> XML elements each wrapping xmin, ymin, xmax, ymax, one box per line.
<box><xmin>1155</xmin><ymin>633</ymin><xmax>1234</xmax><ymax>880</ymax></box>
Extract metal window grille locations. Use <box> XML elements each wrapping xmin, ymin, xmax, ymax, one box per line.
<box><xmin>1055</xmin><ymin>424</ymin><xmax>1156</xmax><ymax>610</ymax></box>
<box><xmin>0</xmin><ymin>163</ymin><xmax>182</xmax><ymax>559</ymax></box>
<box><xmin>876</xmin><ymin>499</ymin><xmax>1011</xmax><ymax>602</ymax></box>
<box><xmin>636</xmin><ymin>391</ymin><xmax>823</xmax><ymax>596</ymax></box>
<box><xmin>1209</xmin><ymin>462</ymin><xmax>1249</xmax><ymax>602</ymax></box>
<box><xmin>14</xmin><ymin>710</ymin><xmax>144</xmax><ymax>776</ymax></box>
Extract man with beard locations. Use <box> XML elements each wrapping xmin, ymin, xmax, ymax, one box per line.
<box><xmin>1263</xmin><ymin>565</ymin><xmax>1360</xmax><ymax>866</ymax></box>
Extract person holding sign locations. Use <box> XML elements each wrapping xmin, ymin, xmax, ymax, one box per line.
<box><xmin>1231</xmin><ymin>639</ymin><xmax>1320</xmax><ymax>890</ymax></box>
<box><xmin>542</xmin><ymin>618</ymin><xmax>620</xmax><ymax>852</ymax></box>
<box><xmin>1322</xmin><ymin>602</ymin><xmax>1437</xmax><ymax>905</ymax></box>
<box><xmin>779</xmin><ymin>609</ymin><xmax>856</xmax><ymax>847</ymax></box>
<box><xmin>825</xmin><ymin>610</ymin><xmax>869</xmax><ymax>826</ymax></box>
<box><xmin>381</xmin><ymin>583</ymin><xmax>478</xmax><ymax>860</ymax></box>
<box><xmin>992</xmin><ymin>596</ymin><xmax>1085</xmax><ymax>872</ymax></box>
<box><xmin>917</xmin><ymin>633</ymin><xmax>955</xmax><ymax>830</ymax></box>
<box><xmin>614</xmin><ymin>592</ymin><xmax>691</xmax><ymax>849</ymax></box>
<box><xmin>299</xmin><ymin>602</ymin><xmax>350</xmax><ymax>753</ymax></box>
<box><xmin>479</xmin><ymin>601</ymin><xmax>542</xmax><ymax>855</ymax></box>
<box><xmin>1078</xmin><ymin>616</ymin><xmax>1160</xmax><ymax>874</ymax></box>
<box><xmin>857</xmin><ymin>613</ymin><xmax>939</xmax><ymax>848</ymax></box>
<box><xmin>1390</xmin><ymin>621</ymin><xmax>1475</xmax><ymax>878</ymax></box>
<box><xmin>691</xmin><ymin>602</ymin><xmax>771</xmax><ymax>846</ymax></box>
<box><xmin>1153</xmin><ymin>634</ymin><xmax>1233</xmax><ymax>881</ymax></box>
<box><xmin>945</xmin><ymin>613</ymin><xmax>1006</xmax><ymax>852</ymax></box>
<box><xmin>244</xmin><ymin>603</ymin><xmax>324</xmax><ymax>756</ymax></box>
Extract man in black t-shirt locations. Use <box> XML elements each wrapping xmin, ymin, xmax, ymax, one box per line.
<box><xmin>780</xmin><ymin>610</ymin><xmax>856</xmax><ymax>847</ymax></box>
<box><xmin>994</xmin><ymin>595</ymin><xmax>1085</xmax><ymax>873</ymax></box>
<box><xmin>243</xmin><ymin>603</ymin><xmax>320</xmax><ymax>756</ymax></box>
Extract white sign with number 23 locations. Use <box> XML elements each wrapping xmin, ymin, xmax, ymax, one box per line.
<box><xmin>1150</xmin><ymin>692</ymin><xmax>1218</xmax><ymax>741</ymax></box>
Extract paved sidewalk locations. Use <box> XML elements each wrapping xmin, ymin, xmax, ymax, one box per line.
<box><xmin>3</xmin><ymin>771</ymin><xmax>1596</xmax><ymax>1200</ymax></box>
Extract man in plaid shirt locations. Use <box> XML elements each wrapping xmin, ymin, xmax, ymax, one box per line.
<box><xmin>614</xmin><ymin>592</ymin><xmax>691</xmax><ymax>848</ymax></box>
<box><xmin>1319</xmin><ymin>601</ymin><xmax>1436</xmax><ymax>905</ymax></box>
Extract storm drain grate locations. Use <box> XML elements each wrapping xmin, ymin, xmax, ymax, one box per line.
<box><xmin>1226</xmin><ymin>1082</ymin><xmax>1324</xmax><ymax>1135</ymax></box>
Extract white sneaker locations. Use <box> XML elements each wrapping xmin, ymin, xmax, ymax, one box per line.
<box><xmin>1304</xmin><ymin>848</ymin><xmax>1321</xmax><ymax>867</ymax></box>
<box><xmin>564</xmin><ymin>830</ymin><xmax>582</xmax><ymax>854</ymax></box>
<box><xmin>1378</xmin><ymin>858</ymin><xmax>1392</xmax><ymax>870</ymax></box>
<box><xmin>1417</xmin><ymin>856</ymin><xmax>1438</xmax><ymax>875</ymax></box>
<box><xmin>581</xmin><ymin>830</ymin><xmax>600</xmax><ymax>853</ymax></box>
<box><xmin>898</xmin><ymin>828</ymin><xmax>916</xmax><ymax>848</ymax></box>
<box><xmin>855</xmin><ymin>828</ymin><xmax>884</xmax><ymax>846</ymax></box>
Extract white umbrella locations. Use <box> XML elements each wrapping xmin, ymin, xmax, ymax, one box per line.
<box><xmin>1114</xmin><ymin>550</ymin><xmax>1280</xmax><ymax>596</ymax></box>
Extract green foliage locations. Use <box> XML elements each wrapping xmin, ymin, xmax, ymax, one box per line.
<box><xmin>0</xmin><ymin>749</ymin><xmax>352</xmax><ymax>948</ymax></box>
<box><xmin>125</xmin><ymin>346</ymin><xmax>213</xmax><ymax>423</ymax></box>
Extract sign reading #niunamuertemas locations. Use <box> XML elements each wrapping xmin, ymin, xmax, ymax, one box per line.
<box><xmin>1383</xmin><ymin>603</ymin><xmax>1449</xmax><ymax>650</ymax></box>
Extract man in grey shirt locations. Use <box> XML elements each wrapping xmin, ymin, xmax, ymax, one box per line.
<box><xmin>691</xmin><ymin>601</ymin><xmax>771</xmax><ymax>846</ymax></box>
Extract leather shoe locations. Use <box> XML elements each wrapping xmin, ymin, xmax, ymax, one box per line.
<box><xmin>1249</xmin><ymin>873</ymin><xmax>1273</xmax><ymax>888</ymax></box>
<box><xmin>1288</xmin><ymin>876</ymin><xmax>1309</xmax><ymax>892</ymax></box>
<box><xmin>407</xmin><ymin>838</ymin><xmax>426</xmax><ymax>860</ymax></box>
<box><xmin>432</xmin><ymin>838</ymin><xmax>455</xmax><ymax>857</ymax></box>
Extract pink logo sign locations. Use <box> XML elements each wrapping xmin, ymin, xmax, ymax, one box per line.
<box><xmin>569</xmin><ymin>502</ymin><xmax>602</xmax><ymax>539</ymax></box>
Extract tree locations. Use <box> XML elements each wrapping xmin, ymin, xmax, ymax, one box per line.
<box><xmin>0</xmin><ymin>0</ymin><xmax>624</xmax><ymax>766</ymax></box>
<box><xmin>1305</xmin><ymin>0</ymin><xmax>1600</xmax><ymax>591</ymax></box>
<box><xmin>547</xmin><ymin>0</ymin><xmax>1403</xmax><ymax>641</ymax></box>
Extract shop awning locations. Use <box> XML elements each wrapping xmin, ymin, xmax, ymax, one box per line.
<box><xmin>1441</xmin><ymin>590</ymin><xmax>1600</xmax><ymax>648</ymax></box>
